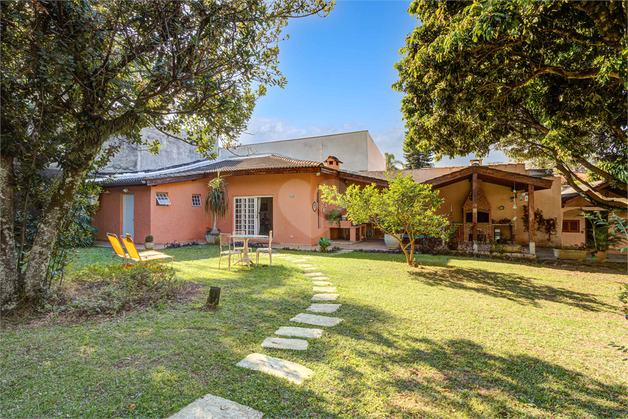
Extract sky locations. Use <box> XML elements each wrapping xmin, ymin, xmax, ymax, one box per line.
<box><xmin>239</xmin><ymin>0</ymin><xmax>510</xmax><ymax>167</ymax></box>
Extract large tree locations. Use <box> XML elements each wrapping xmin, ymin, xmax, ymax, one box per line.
<box><xmin>0</xmin><ymin>0</ymin><xmax>332</xmax><ymax>308</ymax></box>
<box><xmin>394</xmin><ymin>0</ymin><xmax>627</xmax><ymax>210</ymax></box>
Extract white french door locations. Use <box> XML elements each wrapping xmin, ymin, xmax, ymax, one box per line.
<box><xmin>234</xmin><ymin>197</ymin><xmax>258</xmax><ymax>235</ymax></box>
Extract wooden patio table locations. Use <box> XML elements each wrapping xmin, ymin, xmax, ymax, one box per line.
<box><xmin>232</xmin><ymin>234</ymin><xmax>269</xmax><ymax>267</ymax></box>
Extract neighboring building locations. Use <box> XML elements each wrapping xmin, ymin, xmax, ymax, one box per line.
<box><xmin>92</xmin><ymin>154</ymin><xmax>386</xmax><ymax>246</ymax></box>
<box><xmin>219</xmin><ymin>131</ymin><xmax>386</xmax><ymax>173</ymax></box>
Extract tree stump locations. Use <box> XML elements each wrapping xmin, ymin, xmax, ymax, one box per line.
<box><xmin>206</xmin><ymin>286</ymin><xmax>221</xmax><ymax>309</ymax></box>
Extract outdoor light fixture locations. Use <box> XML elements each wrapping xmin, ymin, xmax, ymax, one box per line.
<box><xmin>122</xmin><ymin>188</ymin><xmax>129</xmax><ymax>193</ymax></box>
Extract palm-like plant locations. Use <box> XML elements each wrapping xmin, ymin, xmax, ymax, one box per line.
<box><xmin>206</xmin><ymin>172</ymin><xmax>229</xmax><ymax>235</ymax></box>
<box><xmin>384</xmin><ymin>152</ymin><xmax>403</xmax><ymax>171</ymax></box>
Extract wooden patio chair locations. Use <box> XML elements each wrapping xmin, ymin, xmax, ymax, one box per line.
<box><xmin>219</xmin><ymin>233</ymin><xmax>242</xmax><ymax>270</ymax></box>
<box><xmin>121</xmin><ymin>234</ymin><xmax>175</xmax><ymax>267</ymax></box>
<box><xmin>256</xmin><ymin>230</ymin><xmax>273</xmax><ymax>266</ymax></box>
<box><xmin>232</xmin><ymin>230</ymin><xmax>246</xmax><ymax>252</ymax></box>
<box><xmin>107</xmin><ymin>233</ymin><xmax>131</xmax><ymax>264</ymax></box>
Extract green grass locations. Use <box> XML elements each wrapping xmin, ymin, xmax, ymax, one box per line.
<box><xmin>1</xmin><ymin>246</ymin><xmax>627</xmax><ymax>418</ymax></box>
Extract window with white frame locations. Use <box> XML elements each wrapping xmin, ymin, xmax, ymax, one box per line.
<box><xmin>192</xmin><ymin>194</ymin><xmax>202</xmax><ymax>207</ymax></box>
<box><xmin>156</xmin><ymin>192</ymin><xmax>171</xmax><ymax>206</ymax></box>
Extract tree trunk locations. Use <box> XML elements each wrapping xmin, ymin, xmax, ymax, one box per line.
<box><xmin>0</xmin><ymin>154</ymin><xmax>18</xmax><ymax>309</ymax></box>
<box><xmin>22</xmin><ymin>163</ymin><xmax>93</xmax><ymax>300</ymax></box>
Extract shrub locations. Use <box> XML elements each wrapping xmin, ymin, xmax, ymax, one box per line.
<box><xmin>318</xmin><ymin>237</ymin><xmax>332</xmax><ymax>252</ymax></box>
<box><xmin>46</xmin><ymin>264</ymin><xmax>182</xmax><ymax>317</ymax></box>
<box><xmin>145</xmin><ymin>235</ymin><xmax>154</xmax><ymax>242</ymax></box>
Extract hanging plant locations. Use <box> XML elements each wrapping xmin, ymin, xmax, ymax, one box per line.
<box><xmin>205</xmin><ymin>172</ymin><xmax>229</xmax><ymax>235</ymax></box>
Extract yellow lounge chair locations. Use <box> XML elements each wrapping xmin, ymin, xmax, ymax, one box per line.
<box><xmin>121</xmin><ymin>234</ymin><xmax>175</xmax><ymax>267</ymax></box>
<box><xmin>107</xmin><ymin>233</ymin><xmax>131</xmax><ymax>264</ymax></box>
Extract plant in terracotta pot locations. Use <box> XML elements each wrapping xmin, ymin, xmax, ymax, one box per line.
<box><xmin>582</xmin><ymin>211</ymin><xmax>623</xmax><ymax>262</ymax></box>
<box><xmin>205</xmin><ymin>172</ymin><xmax>228</xmax><ymax>243</ymax></box>
<box><xmin>144</xmin><ymin>235</ymin><xmax>154</xmax><ymax>250</ymax></box>
<box><xmin>318</xmin><ymin>237</ymin><xmax>332</xmax><ymax>252</ymax></box>
<box><xmin>327</xmin><ymin>209</ymin><xmax>342</xmax><ymax>228</ymax></box>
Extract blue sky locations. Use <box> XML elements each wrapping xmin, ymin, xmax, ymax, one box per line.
<box><xmin>240</xmin><ymin>1</ymin><xmax>510</xmax><ymax>167</ymax></box>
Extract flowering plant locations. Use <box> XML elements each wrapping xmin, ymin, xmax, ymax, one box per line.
<box><xmin>561</xmin><ymin>242</ymin><xmax>586</xmax><ymax>250</ymax></box>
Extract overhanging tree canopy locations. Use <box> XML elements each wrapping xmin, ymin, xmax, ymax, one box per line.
<box><xmin>0</xmin><ymin>0</ymin><xmax>333</xmax><ymax>307</ymax></box>
<box><xmin>394</xmin><ymin>0</ymin><xmax>627</xmax><ymax>210</ymax></box>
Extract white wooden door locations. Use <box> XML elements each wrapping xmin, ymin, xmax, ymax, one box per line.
<box><xmin>234</xmin><ymin>197</ymin><xmax>258</xmax><ymax>235</ymax></box>
<box><xmin>122</xmin><ymin>194</ymin><xmax>134</xmax><ymax>238</ymax></box>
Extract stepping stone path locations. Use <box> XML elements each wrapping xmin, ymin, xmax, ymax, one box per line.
<box><xmin>236</xmin><ymin>253</ymin><xmax>344</xmax><ymax>390</ymax></box>
<box><xmin>312</xmin><ymin>280</ymin><xmax>332</xmax><ymax>286</ymax></box>
<box><xmin>307</xmin><ymin>303</ymin><xmax>341</xmax><ymax>313</ymax></box>
<box><xmin>334</xmin><ymin>249</ymin><xmax>354</xmax><ymax>255</ymax></box>
<box><xmin>313</xmin><ymin>286</ymin><xmax>337</xmax><ymax>292</ymax></box>
<box><xmin>261</xmin><ymin>337</ymin><xmax>308</xmax><ymax>351</ymax></box>
<box><xmin>168</xmin><ymin>394</ymin><xmax>263</xmax><ymax>419</ymax></box>
<box><xmin>237</xmin><ymin>353</ymin><xmax>313</xmax><ymax>385</ymax></box>
<box><xmin>275</xmin><ymin>326</ymin><xmax>323</xmax><ymax>339</ymax></box>
<box><xmin>312</xmin><ymin>293</ymin><xmax>339</xmax><ymax>301</ymax></box>
<box><xmin>290</xmin><ymin>313</ymin><xmax>344</xmax><ymax>327</ymax></box>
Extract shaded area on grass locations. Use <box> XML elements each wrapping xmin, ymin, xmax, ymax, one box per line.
<box><xmin>409</xmin><ymin>266</ymin><xmax>616</xmax><ymax>312</ymax></box>
<box><xmin>387</xmin><ymin>338</ymin><xmax>628</xmax><ymax>418</ymax></box>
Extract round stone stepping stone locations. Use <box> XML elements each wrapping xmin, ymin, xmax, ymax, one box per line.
<box><xmin>302</xmin><ymin>267</ymin><xmax>317</xmax><ymax>271</ymax></box>
<box><xmin>307</xmin><ymin>303</ymin><xmax>341</xmax><ymax>313</ymax></box>
<box><xmin>236</xmin><ymin>353</ymin><xmax>313</xmax><ymax>385</ymax></box>
<box><xmin>313</xmin><ymin>286</ymin><xmax>337</xmax><ymax>292</ymax></box>
<box><xmin>291</xmin><ymin>259</ymin><xmax>307</xmax><ymax>262</ymax></box>
<box><xmin>261</xmin><ymin>337</ymin><xmax>308</xmax><ymax>351</ymax></box>
<box><xmin>290</xmin><ymin>313</ymin><xmax>343</xmax><ymax>327</ymax></box>
<box><xmin>312</xmin><ymin>293</ymin><xmax>339</xmax><ymax>301</ymax></box>
<box><xmin>312</xmin><ymin>280</ymin><xmax>332</xmax><ymax>286</ymax></box>
<box><xmin>275</xmin><ymin>326</ymin><xmax>323</xmax><ymax>339</ymax></box>
<box><xmin>296</xmin><ymin>264</ymin><xmax>313</xmax><ymax>268</ymax></box>
<box><xmin>304</xmin><ymin>272</ymin><xmax>324</xmax><ymax>276</ymax></box>
<box><xmin>167</xmin><ymin>393</ymin><xmax>263</xmax><ymax>419</ymax></box>
<box><xmin>311</xmin><ymin>276</ymin><xmax>329</xmax><ymax>280</ymax></box>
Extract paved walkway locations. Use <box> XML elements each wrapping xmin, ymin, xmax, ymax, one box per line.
<box><xmin>235</xmin><ymin>253</ymin><xmax>343</xmax><ymax>385</ymax></box>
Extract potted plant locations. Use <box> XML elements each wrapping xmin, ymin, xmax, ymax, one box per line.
<box><xmin>318</xmin><ymin>237</ymin><xmax>332</xmax><ymax>252</ymax></box>
<box><xmin>582</xmin><ymin>211</ymin><xmax>623</xmax><ymax>262</ymax></box>
<box><xmin>144</xmin><ymin>235</ymin><xmax>154</xmax><ymax>250</ymax></box>
<box><xmin>327</xmin><ymin>209</ymin><xmax>342</xmax><ymax>227</ymax></box>
<box><xmin>554</xmin><ymin>243</ymin><xmax>587</xmax><ymax>260</ymax></box>
<box><xmin>205</xmin><ymin>172</ymin><xmax>228</xmax><ymax>244</ymax></box>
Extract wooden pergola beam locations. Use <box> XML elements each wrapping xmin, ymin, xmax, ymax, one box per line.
<box><xmin>424</xmin><ymin>166</ymin><xmax>553</xmax><ymax>190</ymax></box>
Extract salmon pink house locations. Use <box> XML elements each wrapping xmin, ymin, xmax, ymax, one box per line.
<box><xmin>92</xmin><ymin>154</ymin><xmax>387</xmax><ymax>245</ymax></box>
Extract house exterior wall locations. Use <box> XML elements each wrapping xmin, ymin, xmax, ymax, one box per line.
<box><xmin>93</xmin><ymin>186</ymin><xmax>152</xmax><ymax>241</ymax></box>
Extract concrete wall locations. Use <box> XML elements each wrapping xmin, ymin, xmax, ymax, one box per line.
<box><xmin>100</xmin><ymin>128</ymin><xmax>206</xmax><ymax>173</ymax></box>
<box><xmin>218</xmin><ymin>131</ymin><xmax>386</xmax><ymax>172</ymax></box>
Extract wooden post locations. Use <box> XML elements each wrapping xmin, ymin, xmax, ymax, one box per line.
<box><xmin>206</xmin><ymin>286</ymin><xmax>221</xmax><ymax>308</ymax></box>
<box><xmin>472</xmin><ymin>173</ymin><xmax>478</xmax><ymax>244</ymax></box>
<box><xmin>528</xmin><ymin>184</ymin><xmax>535</xmax><ymax>255</ymax></box>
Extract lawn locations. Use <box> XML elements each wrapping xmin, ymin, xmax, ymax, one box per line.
<box><xmin>1</xmin><ymin>246</ymin><xmax>627</xmax><ymax>418</ymax></box>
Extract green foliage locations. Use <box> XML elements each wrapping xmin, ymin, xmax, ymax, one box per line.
<box><xmin>609</xmin><ymin>213</ymin><xmax>628</xmax><ymax>253</ymax></box>
<box><xmin>320</xmin><ymin>174</ymin><xmax>448</xmax><ymax>265</ymax></box>
<box><xmin>327</xmin><ymin>209</ymin><xmax>342</xmax><ymax>227</ymax></box>
<box><xmin>522</xmin><ymin>206</ymin><xmax>558</xmax><ymax>243</ymax></box>
<box><xmin>394</xmin><ymin>0</ymin><xmax>627</xmax><ymax>210</ymax></box>
<box><xmin>384</xmin><ymin>153</ymin><xmax>402</xmax><ymax>171</ymax></box>
<box><xmin>47</xmin><ymin>264</ymin><xmax>180</xmax><ymax>317</ymax></box>
<box><xmin>145</xmin><ymin>235</ymin><xmax>154</xmax><ymax>243</ymax></box>
<box><xmin>317</xmin><ymin>237</ymin><xmax>332</xmax><ymax>252</ymax></box>
<box><xmin>404</xmin><ymin>145</ymin><xmax>434</xmax><ymax>169</ymax></box>
<box><xmin>581</xmin><ymin>211</ymin><xmax>624</xmax><ymax>254</ymax></box>
<box><xmin>205</xmin><ymin>173</ymin><xmax>229</xmax><ymax>217</ymax></box>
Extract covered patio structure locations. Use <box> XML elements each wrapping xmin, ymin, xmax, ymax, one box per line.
<box><xmin>423</xmin><ymin>163</ymin><xmax>554</xmax><ymax>255</ymax></box>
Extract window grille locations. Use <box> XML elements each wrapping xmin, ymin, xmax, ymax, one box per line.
<box><xmin>192</xmin><ymin>194</ymin><xmax>201</xmax><ymax>207</ymax></box>
<box><xmin>156</xmin><ymin>193</ymin><xmax>171</xmax><ymax>206</ymax></box>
